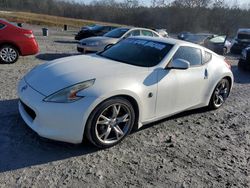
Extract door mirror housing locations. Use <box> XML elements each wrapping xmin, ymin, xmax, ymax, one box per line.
<box><xmin>168</xmin><ymin>58</ymin><xmax>190</xmax><ymax>70</ymax></box>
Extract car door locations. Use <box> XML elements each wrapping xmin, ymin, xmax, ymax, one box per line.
<box><xmin>204</xmin><ymin>35</ymin><xmax>227</xmax><ymax>55</ymax></box>
<box><xmin>156</xmin><ymin>46</ymin><xmax>209</xmax><ymax>117</ymax></box>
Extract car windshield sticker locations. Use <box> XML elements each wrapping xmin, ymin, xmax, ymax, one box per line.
<box><xmin>124</xmin><ymin>38</ymin><xmax>166</xmax><ymax>50</ymax></box>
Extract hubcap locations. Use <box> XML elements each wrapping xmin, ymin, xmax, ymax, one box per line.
<box><xmin>95</xmin><ymin>103</ymin><xmax>131</xmax><ymax>144</ymax></box>
<box><xmin>0</xmin><ymin>47</ymin><xmax>17</xmax><ymax>63</ymax></box>
<box><xmin>214</xmin><ymin>80</ymin><xmax>229</xmax><ymax>107</ymax></box>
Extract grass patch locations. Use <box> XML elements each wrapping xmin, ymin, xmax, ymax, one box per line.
<box><xmin>0</xmin><ymin>11</ymin><xmax>122</xmax><ymax>28</ymax></box>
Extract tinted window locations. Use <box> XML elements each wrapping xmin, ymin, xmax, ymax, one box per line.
<box><xmin>237</xmin><ymin>33</ymin><xmax>250</xmax><ymax>40</ymax></box>
<box><xmin>203</xmin><ymin>51</ymin><xmax>212</xmax><ymax>64</ymax></box>
<box><xmin>0</xmin><ymin>23</ymin><xmax>5</xmax><ymax>29</ymax></box>
<box><xmin>104</xmin><ymin>28</ymin><xmax>129</xmax><ymax>38</ymax></box>
<box><xmin>141</xmin><ymin>30</ymin><xmax>153</xmax><ymax>37</ymax></box>
<box><xmin>173</xmin><ymin>46</ymin><xmax>202</xmax><ymax>66</ymax></box>
<box><xmin>99</xmin><ymin>38</ymin><xmax>173</xmax><ymax>67</ymax></box>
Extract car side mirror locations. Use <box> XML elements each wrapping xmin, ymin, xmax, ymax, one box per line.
<box><xmin>168</xmin><ymin>59</ymin><xmax>190</xmax><ymax>70</ymax></box>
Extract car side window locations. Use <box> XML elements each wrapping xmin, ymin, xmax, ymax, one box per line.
<box><xmin>141</xmin><ymin>30</ymin><xmax>153</xmax><ymax>37</ymax></box>
<box><xmin>125</xmin><ymin>30</ymin><xmax>140</xmax><ymax>37</ymax></box>
<box><xmin>173</xmin><ymin>46</ymin><xmax>202</xmax><ymax>66</ymax></box>
<box><xmin>203</xmin><ymin>51</ymin><xmax>212</xmax><ymax>64</ymax></box>
<box><xmin>152</xmin><ymin>32</ymin><xmax>159</xmax><ymax>37</ymax></box>
<box><xmin>0</xmin><ymin>23</ymin><xmax>5</xmax><ymax>29</ymax></box>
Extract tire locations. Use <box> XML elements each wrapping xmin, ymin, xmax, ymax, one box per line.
<box><xmin>0</xmin><ymin>45</ymin><xmax>19</xmax><ymax>64</ymax></box>
<box><xmin>209</xmin><ymin>78</ymin><xmax>230</xmax><ymax>110</ymax></box>
<box><xmin>85</xmin><ymin>97</ymin><xmax>135</xmax><ymax>148</ymax></box>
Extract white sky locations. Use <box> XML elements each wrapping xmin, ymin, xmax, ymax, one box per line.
<box><xmin>78</xmin><ymin>0</ymin><xmax>249</xmax><ymax>7</ymax></box>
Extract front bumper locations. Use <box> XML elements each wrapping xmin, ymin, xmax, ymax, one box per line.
<box><xmin>18</xmin><ymin>78</ymin><xmax>98</xmax><ymax>144</ymax></box>
<box><xmin>77</xmin><ymin>44</ymin><xmax>105</xmax><ymax>54</ymax></box>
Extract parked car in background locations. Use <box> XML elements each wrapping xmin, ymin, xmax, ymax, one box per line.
<box><xmin>77</xmin><ymin>27</ymin><xmax>161</xmax><ymax>53</ymax></box>
<box><xmin>231</xmin><ymin>28</ymin><xmax>250</xmax><ymax>54</ymax></box>
<box><xmin>75</xmin><ymin>25</ymin><xmax>117</xmax><ymax>40</ymax></box>
<box><xmin>177</xmin><ymin>31</ymin><xmax>192</xmax><ymax>40</ymax></box>
<box><xmin>238</xmin><ymin>46</ymin><xmax>250</xmax><ymax>70</ymax></box>
<box><xmin>18</xmin><ymin>36</ymin><xmax>233</xmax><ymax>148</ymax></box>
<box><xmin>183</xmin><ymin>33</ymin><xmax>230</xmax><ymax>55</ymax></box>
<box><xmin>0</xmin><ymin>19</ymin><xmax>39</xmax><ymax>64</ymax></box>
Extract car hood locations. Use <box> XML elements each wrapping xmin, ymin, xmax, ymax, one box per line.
<box><xmin>80</xmin><ymin>36</ymin><xmax>119</xmax><ymax>44</ymax></box>
<box><xmin>25</xmin><ymin>54</ymin><xmax>145</xmax><ymax>96</ymax></box>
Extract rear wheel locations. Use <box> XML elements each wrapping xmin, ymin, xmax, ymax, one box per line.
<box><xmin>0</xmin><ymin>45</ymin><xmax>19</xmax><ymax>64</ymax></box>
<box><xmin>209</xmin><ymin>78</ymin><xmax>230</xmax><ymax>110</ymax></box>
<box><xmin>85</xmin><ymin>97</ymin><xmax>135</xmax><ymax>148</ymax></box>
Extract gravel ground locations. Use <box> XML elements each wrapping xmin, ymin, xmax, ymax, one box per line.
<box><xmin>0</xmin><ymin>25</ymin><xmax>249</xmax><ymax>188</ymax></box>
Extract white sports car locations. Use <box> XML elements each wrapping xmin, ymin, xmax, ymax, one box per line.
<box><xmin>18</xmin><ymin>37</ymin><xmax>233</xmax><ymax>148</ymax></box>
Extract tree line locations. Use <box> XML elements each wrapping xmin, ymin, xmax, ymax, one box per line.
<box><xmin>0</xmin><ymin>0</ymin><xmax>250</xmax><ymax>36</ymax></box>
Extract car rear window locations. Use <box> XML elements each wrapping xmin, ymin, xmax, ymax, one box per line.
<box><xmin>203</xmin><ymin>51</ymin><xmax>212</xmax><ymax>64</ymax></box>
<box><xmin>99</xmin><ymin>38</ymin><xmax>173</xmax><ymax>67</ymax></box>
<box><xmin>104</xmin><ymin>28</ymin><xmax>129</xmax><ymax>38</ymax></box>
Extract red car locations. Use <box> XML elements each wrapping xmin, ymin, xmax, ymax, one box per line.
<box><xmin>0</xmin><ymin>19</ymin><xmax>39</xmax><ymax>64</ymax></box>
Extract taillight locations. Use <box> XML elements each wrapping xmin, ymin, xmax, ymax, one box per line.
<box><xmin>24</xmin><ymin>33</ymin><xmax>35</xmax><ymax>39</ymax></box>
<box><xmin>224</xmin><ymin>59</ymin><xmax>231</xmax><ymax>69</ymax></box>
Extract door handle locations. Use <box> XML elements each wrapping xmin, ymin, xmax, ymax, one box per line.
<box><xmin>204</xmin><ymin>69</ymin><xmax>209</xmax><ymax>79</ymax></box>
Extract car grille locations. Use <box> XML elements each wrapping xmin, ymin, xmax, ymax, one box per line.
<box><xmin>20</xmin><ymin>100</ymin><xmax>36</xmax><ymax>120</ymax></box>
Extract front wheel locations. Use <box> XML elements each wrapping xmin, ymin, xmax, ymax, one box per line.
<box><xmin>0</xmin><ymin>45</ymin><xmax>19</xmax><ymax>64</ymax></box>
<box><xmin>85</xmin><ymin>97</ymin><xmax>135</xmax><ymax>148</ymax></box>
<box><xmin>209</xmin><ymin>78</ymin><xmax>230</xmax><ymax>110</ymax></box>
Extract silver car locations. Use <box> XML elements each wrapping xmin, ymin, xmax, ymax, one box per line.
<box><xmin>77</xmin><ymin>27</ymin><xmax>161</xmax><ymax>53</ymax></box>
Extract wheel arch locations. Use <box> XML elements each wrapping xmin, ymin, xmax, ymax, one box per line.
<box><xmin>0</xmin><ymin>41</ymin><xmax>22</xmax><ymax>55</ymax></box>
<box><xmin>206</xmin><ymin>75</ymin><xmax>233</xmax><ymax>106</ymax></box>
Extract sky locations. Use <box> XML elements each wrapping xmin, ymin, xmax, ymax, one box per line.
<box><xmin>76</xmin><ymin>0</ymin><xmax>249</xmax><ymax>7</ymax></box>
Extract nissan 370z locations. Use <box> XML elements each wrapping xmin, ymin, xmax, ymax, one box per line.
<box><xmin>18</xmin><ymin>37</ymin><xmax>233</xmax><ymax>148</ymax></box>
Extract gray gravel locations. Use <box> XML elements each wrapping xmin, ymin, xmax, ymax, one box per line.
<box><xmin>0</xmin><ymin>25</ymin><xmax>250</xmax><ymax>188</ymax></box>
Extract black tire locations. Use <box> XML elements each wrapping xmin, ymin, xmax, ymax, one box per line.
<box><xmin>85</xmin><ymin>97</ymin><xmax>135</xmax><ymax>148</ymax></box>
<box><xmin>0</xmin><ymin>45</ymin><xmax>19</xmax><ymax>64</ymax></box>
<box><xmin>209</xmin><ymin>78</ymin><xmax>230</xmax><ymax>110</ymax></box>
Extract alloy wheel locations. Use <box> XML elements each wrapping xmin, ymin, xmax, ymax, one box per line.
<box><xmin>213</xmin><ymin>79</ymin><xmax>229</xmax><ymax>108</ymax></box>
<box><xmin>95</xmin><ymin>103</ymin><xmax>131</xmax><ymax>145</ymax></box>
<box><xmin>0</xmin><ymin>47</ymin><xmax>17</xmax><ymax>63</ymax></box>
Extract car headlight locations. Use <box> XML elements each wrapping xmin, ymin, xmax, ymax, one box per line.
<box><xmin>87</xmin><ymin>41</ymin><xmax>101</xmax><ymax>46</ymax></box>
<box><xmin>43</xmin><ymin>79</ymin><xmax>95</xmax><ymax>103</ymax></box>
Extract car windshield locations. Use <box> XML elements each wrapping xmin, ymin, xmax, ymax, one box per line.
<box><xmin>90</xmin><ymin>25</ymin><xmax>104</xmax><ymax>31</ymax></box>
<box><xmin>238</xmin><ymin>33</ymin><xmax>250</xmax><ymax>40</ymax></box>
<box><xmin>98</xmin><ymin>38</ymin><xmax>173</xmax><ymax>67</ymax></box>
<box><xmin>186</xmin><ymin>34</ymin><xmax>210</xmax><ymax>43</ymax></box>
<box><xmin>104</xmin><ymin>28</ymin><xmax>129</xmax><ymax>38</ymax></box>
